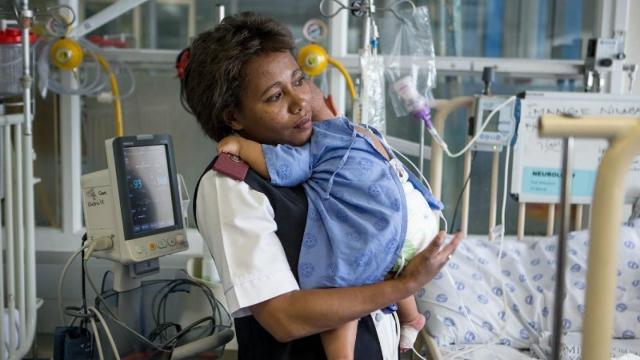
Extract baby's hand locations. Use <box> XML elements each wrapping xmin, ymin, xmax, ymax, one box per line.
<box><xmin>217</xmin><ymin>135</ymin><xmax>244</xmax><ymax>156</ymax></box>
<box><xmin>309</xmin><ymin>82</ymin><xmax>336</xmax><ymax>121</ymax></box>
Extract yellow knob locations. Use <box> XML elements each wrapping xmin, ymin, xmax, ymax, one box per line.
<box><xmin>297</xmin><ymin>43</ymin><xmax>329</xmax><ymax>77</ymax></box>
<box><xmin>50</xmin><ymin>38</ymin><xmax>84</xmax><ymax>71</ymax></box>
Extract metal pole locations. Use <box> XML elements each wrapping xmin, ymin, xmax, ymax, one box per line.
<box><xmin>546</xmin><ymin>204</ymin><xmax>555</xmax><ymax>236</ymax></box>
<box><xmin>488</xmin><ymin>150</ymin><xmax>499</xmax><ymax>240</ymax></box>
<box><xmin>517</xmin><ymin>202</ymin><xmax>526</xmax><ymax>240</ymax></box>
<box><xmin>0</xmin><ymin>127</ymin><xmax>9</xmax><ymax>360</ymax></box>
<box><xmin>147</xmin><ymin>0</ymin><xmax>157</xmax><ymax>49</ymax></box>
<box><xmin>551</xmin><ymin>138</ymin><xmax>574</xmax><ymax>360</ymax></box>
<box><xmin>215</xmin><ymin>4</ymin><xmax>225</xmax><ymax>24</ymax></box>
<box><xmin>460</xmin><ymin>148</ymin><xmax>472</xmax><ymax>236</ymax></box>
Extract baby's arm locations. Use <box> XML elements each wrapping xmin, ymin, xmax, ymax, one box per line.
<box><xmin>217</xmin><ymin>135</ymin><xmax>270</xmax><ymax>179</ymax></box>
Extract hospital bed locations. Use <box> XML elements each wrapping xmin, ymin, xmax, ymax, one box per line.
<box><xmin>414</xmin><ymin>98</ymin><xmax>640</xmax><ymax>359</ymax></box>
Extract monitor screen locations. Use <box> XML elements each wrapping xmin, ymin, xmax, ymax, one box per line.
<box><xmin>482</xmin><ymin>109</ymin><xmax>500</xmax><ymax>133</ymax></box>
<box><xmin>123</xmin><ymin>145</ymin><xmax>175</xmax><ymax>236</ymax></box>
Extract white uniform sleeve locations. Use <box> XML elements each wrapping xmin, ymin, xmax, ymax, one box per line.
<box><xmin>196</xmin><ymin>170</ymin><xmax>300</xmax><ymax>317</ymax></box>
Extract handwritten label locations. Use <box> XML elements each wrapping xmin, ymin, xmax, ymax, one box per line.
<box><xmin>85</xmin><ymin>187</ymin><xmax>110</xmax><ymax>208</ymax></box>
<box><xmin>512</xmin><ymin>93</ymin><xmax>640</xmax><ymax>203</ymax></box>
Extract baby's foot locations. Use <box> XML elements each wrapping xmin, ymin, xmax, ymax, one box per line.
<box><xmin>399</xmin><ymin>314</ymin><xmax>426</xmax><ymax>352</ymax></box>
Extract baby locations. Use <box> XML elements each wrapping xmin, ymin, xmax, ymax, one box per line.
<box><xmin>218</xmin><ymin>97</ymin><xmax>443</xmax><ymax>358</ymax></box>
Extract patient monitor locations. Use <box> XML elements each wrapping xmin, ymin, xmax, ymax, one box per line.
<box><xmin>472</xmin><ymin>95</ymin><xmax>516</xmax><ymax>152</ymax></box>
<box><xmin>81</xmin><ymin>134</ymin><xmax>188</xmax><ymax>265</ymax></box>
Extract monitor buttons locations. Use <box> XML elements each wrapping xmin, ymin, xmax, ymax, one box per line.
<box><xmin>158</xmin><ymin>239</ymin><xmax>168</xmax><ymax>249</ymax></box>
<box><xmin>148</xmin><ymin>242</ymin><xmax>157</xmax><ymax>251</ymax></box>
<box><xmin>176</xmin><ymin>234</ymin><xmax>186</xmax><ymax>245</ymax></box>
<box><xmin>168</xmin><ymin>238</ymin><xmax>176</xmax><ymax>246</ymax></box>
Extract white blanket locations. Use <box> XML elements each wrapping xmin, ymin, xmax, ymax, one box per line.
<box><xmin>416</xmin><ymin>226</ymin><xmax>640</xmax><ymax>350</ymax></box>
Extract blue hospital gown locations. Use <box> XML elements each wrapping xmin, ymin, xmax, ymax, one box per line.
<box><xmin>262</xmin><ymin>117</ymin><xmax>443</xmax><ymax>289</ymax></box>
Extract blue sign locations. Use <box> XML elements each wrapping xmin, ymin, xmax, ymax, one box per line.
<box><xmin>522</xmin><ymin>167</ymin><xmax>596</xmax><ymax>198</ymax></box>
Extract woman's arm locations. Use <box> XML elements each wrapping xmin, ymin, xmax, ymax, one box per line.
<box><xmin>197</xmin><ymin>167</ymin><xmax>461</xmax><ymax>343</ymax></box>
<box><xmin>251</xmin><ymin>231</ymin><xmax>462</xmax><ymax>342</ymax></box>
<box><xmin>217</xmin><ymin>135</ymin><xmax>270</xmax><ymax>179</ymax></box>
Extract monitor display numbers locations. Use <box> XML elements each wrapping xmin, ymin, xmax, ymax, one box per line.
<box><xmin>124</xmin><ymin>145</ymin><xmax>175</xmax><ymax>235</ymax></box>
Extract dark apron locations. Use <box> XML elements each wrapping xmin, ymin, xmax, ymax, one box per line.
<box><xmin>194</xmin><ymin>157</ymin><xmax>385</xmax><ymax>359</ymax></box>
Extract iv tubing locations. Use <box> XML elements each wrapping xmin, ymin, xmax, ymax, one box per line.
<box><xmin>95</xmin><ymin>54</ymin><xmax>123</xmax><ymax>136</ymax></box>
<box><xmin>433</xmin><ymin>96</ymin><xmax>516</xmax><ymax>158</ymax></box>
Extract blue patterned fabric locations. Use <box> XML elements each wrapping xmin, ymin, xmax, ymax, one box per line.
<box><xmin>262</xmin><ymin>117</ymin><xmax>442</xmax><ymax>289</ymax></box>
<box><xmin>416</xmin><ymin>225</ymin><xmax>640</xmax><ymax>349</ymax></box>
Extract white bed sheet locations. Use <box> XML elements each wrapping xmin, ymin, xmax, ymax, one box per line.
<box><xmin>435</xmin><ymin>336</ymin><xmax>640</xmax><ymax>360</ymax></box>
<box><xmin>416</xmin><ymin>226</ymin><xmax>640</xmax><ymax>352</ymax></box>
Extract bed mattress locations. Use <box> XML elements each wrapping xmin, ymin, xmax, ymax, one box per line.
<box><xmin>416</xmin><ymin>226</ymin><xmax>640</xmax><ymax>355</ymax></box>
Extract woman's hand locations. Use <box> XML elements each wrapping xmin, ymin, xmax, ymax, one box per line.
<box><xmin>397</xmin><ymin>231</ymin><xmax>463</xmax><ymax>293</ymax></box>
<box><xmin>217</xmin><ymin>134</ymin><xmax>244</xmax><ymax>156</ymax></box>
<box><xmin>251</xmin><ymin>231</ymin><xmax>462</xmax><ymax>342</ymax></box>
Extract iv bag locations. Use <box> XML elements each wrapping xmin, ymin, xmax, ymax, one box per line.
<box><xmin>386</xmin><ymin>6</ymin><xmax>437</xmax><ymax>118</ymax></box>
<box><xmin>360</xmin><ymin>50</ymin><xmax>386</xmax><ymax>134</ymax></box>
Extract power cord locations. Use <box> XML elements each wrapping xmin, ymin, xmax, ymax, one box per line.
<box><xmin>81</xmin><ymin>233</ymin><xmax>88</xmax><ymax>328</ymax></box>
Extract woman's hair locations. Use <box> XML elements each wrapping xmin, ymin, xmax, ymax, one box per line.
<box><xmin>180</xmin><ymin>12</ymin><xmax>295</xmax><ymax>141</ymax></box>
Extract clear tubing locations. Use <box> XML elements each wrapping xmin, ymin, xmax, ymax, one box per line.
<box><xmin>110</xmin><ymin>60</ymin><xmax>136</xmax><ymax>100</ymax></box>
<box><xmin>393</xmin><ymin>140</ymin><xmax>517</xmax><ymax>358</ymax></box>
<box><xmin>430</xmin><ymin>97</ymin><xmax>475</xmax><ymax>201</ymax></box>
<box><xmin>426</xmin><ymin>96</ymin><xmax>517</xmax><ymax>158</ymax></box>
<box><xmin>45</xmin><ymin>54</ymin><xmax>106</xmax><ymax>96</ymax></box>
<box><xmin>45</xmin><ymin>39</ymin><xmax>107</xmax><ymax>96</ymax></box>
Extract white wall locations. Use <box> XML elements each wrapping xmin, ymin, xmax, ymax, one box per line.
<box><xmin>626</xmin><ymin>0</ymin><xmax>640</xmax><ymax>95</ymax></box>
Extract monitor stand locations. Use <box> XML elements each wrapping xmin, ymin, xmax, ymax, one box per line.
<box><xmin>112</xmin><ymin>258</ymin><xmax>160</xmax><ymax>292</ymax></box>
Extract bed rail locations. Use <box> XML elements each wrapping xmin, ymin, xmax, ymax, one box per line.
<box><xmin>419</xmin><ymin>98</ymin><xmax>605</xmax><ymax>359</ymax></box>
<box><xmin>539</xmin><ymin>114</ymin><xmax>640</xmax><ymax>360</ymax></box>
<box><xmin>429</xmin><ymin>98</ymin><xmax>586</xmax><ymax>239</ymax></box>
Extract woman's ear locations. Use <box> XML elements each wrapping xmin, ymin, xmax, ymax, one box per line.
<box><xmin>223</xmin><ymin>109</ymin><xmax>243</xmax><ymax>132</ymax></box>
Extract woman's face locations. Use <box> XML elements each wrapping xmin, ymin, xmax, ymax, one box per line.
<box><xmin>227</xmin><ymin>51</ymin><xmax>312</xmax><ymax>146</ymax></box>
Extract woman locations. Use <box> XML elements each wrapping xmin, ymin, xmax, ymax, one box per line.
<box><xmin>182</xmin><ymin>12</ymin><xmax>461</xmax><ymax>359</ymax></box>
